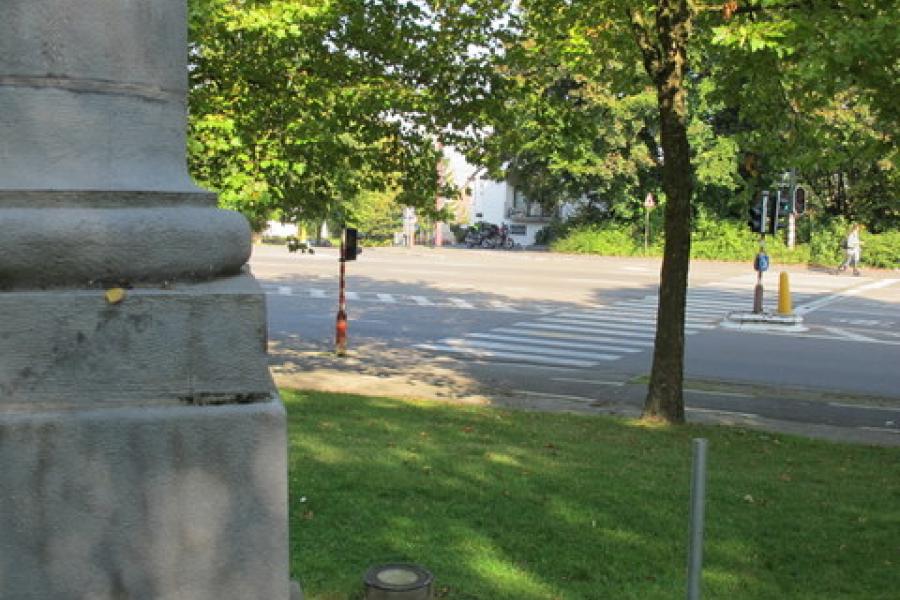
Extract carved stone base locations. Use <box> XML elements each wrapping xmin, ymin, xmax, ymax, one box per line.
<box><xmin>0</xmin><ymin>273</ymin><xmax>273</xmax><ymax>408</ymax></box>
<box><xmin>0</xmin><ymin>398</ymin><xmax>290</xmax><ymax>600</ymax></box>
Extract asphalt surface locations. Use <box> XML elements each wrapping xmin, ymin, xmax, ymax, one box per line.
<box><xmin>251</xmin><ymin>244</ymin><xmax>900</xmax><ymax>446</ymax></box>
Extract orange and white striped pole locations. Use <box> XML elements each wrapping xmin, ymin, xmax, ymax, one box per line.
<box><xmin>335</xmin><ymin>239</ymin><xmax>348</xmax><ymax>356</ymax></box>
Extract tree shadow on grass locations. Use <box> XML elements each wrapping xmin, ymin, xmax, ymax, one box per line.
<box><xmin>284</xmin><ymin>391</ymin><xmax>900</xmax><ymax>600</ymax></box>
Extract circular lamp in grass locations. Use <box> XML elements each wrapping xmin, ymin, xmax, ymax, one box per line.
<box><xmin>363</xmin><ymin>563</ymin><xmax>434</xmax><ymax>599</ymax></box>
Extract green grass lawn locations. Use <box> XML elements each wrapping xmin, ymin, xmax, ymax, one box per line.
<box><xmin>284</xmin><ymin>390</ymin><xmax>900</xmax><ymax>599</ymax></box>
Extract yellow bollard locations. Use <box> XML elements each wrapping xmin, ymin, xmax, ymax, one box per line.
<box><xmin>778</xmin><ymin>271</ymin><xmax>792</xmax><ymax>315</ymax></box>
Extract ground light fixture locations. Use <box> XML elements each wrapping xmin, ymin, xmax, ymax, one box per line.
<box><xmin>363</xmin><ymin>563</ymin><xmax>434</xmax><ymax>599</ymax></box>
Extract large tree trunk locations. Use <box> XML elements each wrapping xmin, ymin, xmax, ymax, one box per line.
<box><xmin>632</xmin><ymin>1</ymin><xmax>694</xmax><ymax>423</ymax></box>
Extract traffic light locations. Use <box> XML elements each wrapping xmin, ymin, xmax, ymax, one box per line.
<box><xmin>342</xmin><ymin>227</ymin><xmax>359</xmax><ymax>261</ymax></box>
<box><xmin>748</xmin><ymin>192</ymin><xmax>769</xmax><ymax>234</ymax></box>
<box><xmin>770</xmin><ymin>189</ymin><xmax>791</xmax><ymax>234</ymax></box>
<box><xmin>793</xmin><ymin>187</ymin><xmax>806</xmax><ymax>215</ymax></box>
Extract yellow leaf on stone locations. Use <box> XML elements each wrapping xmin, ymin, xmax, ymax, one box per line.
<box><xmin>105</xmin><ymin>288</ymin><xmax>126</xmax><ymax>304</ymax></box>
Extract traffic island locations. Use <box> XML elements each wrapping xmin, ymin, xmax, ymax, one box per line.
<box><xmin>721</xmin><ymin>311</ymin><xmax>807</xmax><ymax>332</ymax></box>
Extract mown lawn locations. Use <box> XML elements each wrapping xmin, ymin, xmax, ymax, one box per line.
<box><xmin>284</xmin><ymin>390</ymin><xmax>899</xmax><ymax>600</ymax></box>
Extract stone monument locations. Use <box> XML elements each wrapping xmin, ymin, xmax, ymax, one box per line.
<box><xmin>0</xmin><ymin>1</ymin><xmax>292</xmax><ymax>598</ymax></box>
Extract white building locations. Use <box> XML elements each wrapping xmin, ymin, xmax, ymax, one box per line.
<box><xmin>468</xmin><ymin>175</ymin><xmax>583</xmax><ymax>246</ymax></box>
<box><xmin>450</xmin><ymin>149</ymin><xmax>581</xmax><ymax>247</ymax></box>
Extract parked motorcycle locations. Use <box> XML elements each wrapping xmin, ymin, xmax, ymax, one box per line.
<box><xmin>464</xmin><ymin>222</ymin><xmax>517</xmax><ymax>249</ymax></box>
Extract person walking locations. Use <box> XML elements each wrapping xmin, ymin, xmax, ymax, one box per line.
<box><xmin>837</xmin><ymin>223</ymin><xmax>863</xmax><ymax>276</ymax></box>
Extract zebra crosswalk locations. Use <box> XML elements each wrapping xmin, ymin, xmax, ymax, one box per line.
<box><xmin>415</xmin><ymin>273</ymin><xmax>865</xmax><ymax>368</ymax></box>
<box><xmin>261</xmin><ymin>284</ymin><xmax>558</xmax><ymax>314</ymax></box>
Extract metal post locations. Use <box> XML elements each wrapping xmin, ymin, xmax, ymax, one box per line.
<box><xmin>644</xmin><ymin>206</ymin><xmax>650</xmax><ymax>254</ymax></box>
<box><xmin>687</xmin><ymin>438</ymin><xmax>708</xmax><ymax>600</ymax></box>
<box><xmin>787</xmin><ymin>212</ymin><xmax>796</xmax><ymax>249</ymax></box>
<box><xmin>336</xmin><ymin>239</ymin><xmax>348</xmax><ymax>356</ymax></box>
<box><xmin>753</xmin><ymin>275</ymin><xmax>764</xmax><ymax>314</ymax></box>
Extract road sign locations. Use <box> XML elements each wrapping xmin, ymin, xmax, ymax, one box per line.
<box><xmin>644</xmin><ymin>192</ymin><xmax>656</xmax><ymax>209</ymax></box>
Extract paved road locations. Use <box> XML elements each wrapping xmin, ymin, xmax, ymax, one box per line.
<box><xmin>250</xmin><ymin>244</ymin><xmax>900</xmax><ymax>444</ymax></box>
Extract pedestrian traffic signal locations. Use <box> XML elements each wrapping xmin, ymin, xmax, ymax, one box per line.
<box><xmin>747</xmin><ymin>192</ymin><xmax>769</xmax><ymax>234</ymax></box>
<box><xmin>793</xmin><ymin>187</ymin><xmax>806</xmax><ymax>215</ymax></box>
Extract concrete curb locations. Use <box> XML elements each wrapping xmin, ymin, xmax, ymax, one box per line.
<box><xmin>721</xmin><ymin>311</ymin><xmax>808</xmax><ymax>333</ymax></box>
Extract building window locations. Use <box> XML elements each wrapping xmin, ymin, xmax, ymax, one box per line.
<box><xmin>513</xmin><ymin>188</ymin><xmax>528</xmax><ymax>211</ymax></box>
<box><xmin>510</xmin><ymin>187</ymin><xmax>555</xmax><ymax>219</ymax></box>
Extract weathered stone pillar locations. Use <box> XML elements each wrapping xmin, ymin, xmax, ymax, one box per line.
<box><xmin>0</xmin><ymin>2</ymin><xmax>292</xmax><ymax>598</ymax></box>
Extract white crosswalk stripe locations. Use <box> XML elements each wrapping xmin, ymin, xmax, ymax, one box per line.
<box><xmin>415</xmin><ymin>344</ymin><xmax>597</xmax><ymax>368</ymax></box>
<box><xmin>502</xmin><ymin>328</ymin><xmax>653</xmax><ymax>347</ymax></box>
<box><xmin>416</xmin><ymin>273</ymin><xmax>863</xmax><ymax>367</ymax></box>
<box><xmin>448</xmin><ymin>298</ymin><xmax>475</xmax><ymax>309</ymax></box>
<box><xmin>263</xmin><ymin>285</ymin><xmax>564</xmax><ymax>314</ymax></box>
<box><xmin>467</xmin><ymin>333</ymin><xmax>643</xmax><ymax>353</ymax></box>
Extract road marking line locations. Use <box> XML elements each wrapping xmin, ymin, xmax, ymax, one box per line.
<box><xmin>477</xmin><ymin>362</ymin><xmax>581</xmax><ymax>372</ymax></box>
<box><xmin>545</xmin><ymin>315</ymin><xmax>721</xmax><ymax>331</ymax></box>
<box><xmin>513</xmin><ymin>390</ymin><xmax>597</xmax><ymax>403</ymax></box>
<box><xmin>410</xmin><ymin>295</ymin><xmax>434</xmax><ymax>306</ymax></box>
<box><xmin>858</xmin><ymin>426</ymin><xmax>900</xmax><ymax>435</ymax></box>
<box><xmin>376</xmin><ymin>293</ymin><xmax>396</xmax><ymax>303</ymax></box>
<box><xmin>309</xmin><ymin>288</ymin><xmax>328</xmax><ymax>298</ymax></box>
<box><xmin>489</xmin><ymin>300</ymin><xmax>519</xmax><ymax>312</ymax></box>
<box><xmin>818</xmin><ymin>307</ymin><xmax>900</xmax><ymax>318</ymax></box>
<box><xmin>551</xmin><ymin>377</ymin><xmax>626</xmax><ymax>387</ymax></box>
<box><xmin>795</xmin><ymin>279</ymin><xmax>900</xmax><ymax>315</ymax></box>
<box><xmin>555</xmin><ymin>312</ymin><xmax>716</xmax><ymax>328</ymax></box>
<box><xmin>685</xmin><ymin>388</ymin><xmax>754</xmax><ymax>398</ymax></box>
<box><xmin>572</xmin><ymin>306</ymin><xmax>726</xmax><ymax>320</ymax></box>
<box><xmin>467</xmin><ymin>333</ymin><xmax>643</xmax><ymax>353</ymax></box>
<box><xmin>445</xmin><ymin>339</ymin><xmax>620</xmax><ymax>361</ymax></box>
<box><xmin>820</xmin><ymin>327</ymin><xmax>879</xmax><ymax>343</ymax></box>
<box><xmin>729</xmin><ymin>328</ymin><xmax>900</xmax><ymax>345</ymax></box>
<box><xmin>502</xmin><ymin>328</ymin><xmax>654</xmax><ymax>347</ymax></box>
<box><xmin>828</xmin><ymin>402</ymin><xmax>900</xmax><ymax>412</ymax></box>
<box><xmin>513</xmin><ymin>322</ymin><xmax>657</xmax><ymax>338</ymax></box>
<box><xmin>415</xmin><ymin>344</ymin><xmax>595</xmax><ymax>367</ymax></box>
<box><xmin>448</xmin><ymin>297</ymin><xmax>475</xmax><ymax>309</ymax></box>
<box><xmin>633</xmin><ymin>299</ymin><xmax>741</xmax><ymax>310</ymax></box>
<box><xmin>277</xmin><ymin>286</ymin><xmax>293</xmax><ymax>296</ymax></box>
<box><xmin>686</xmin><ymin>407</ymin><xmax>760</xmax><ymax>419</ymax></box>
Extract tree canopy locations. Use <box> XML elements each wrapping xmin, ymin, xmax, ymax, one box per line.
<box><xmin>186</xmin><ymin>0</ymin><xmax>898</xmax><ymax>422</ymax></box>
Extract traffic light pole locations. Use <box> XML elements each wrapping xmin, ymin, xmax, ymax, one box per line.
<box><xmin>753</xmin><ymin>238</ymin><xmax>769</xmax><ymax>314</ymax></box>
<box><xmin>336</xmin><ymin>240</ymin><xmax>348</xmax><ymax>357</ymax></box>
<box><xmin>787</xmin><ymin>212</ymin><xmax>796</xmax><ymax>249</ymax></box>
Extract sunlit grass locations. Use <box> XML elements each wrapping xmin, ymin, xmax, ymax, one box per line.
<box><xmin>285</xmin><ymin>390</ymin><xmax>900</xmax><ymax>599</ymax></box>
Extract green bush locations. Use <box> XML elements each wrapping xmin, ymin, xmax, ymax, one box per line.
<box><xmin>864</xmin><ymin>230</ymin><xmax>900</xmax><ymax>269</ymax></box>
<box><xmin>690</xmin><ymin>215</ymin><xmax>757</xmax><ymax>261</ymax></box>
<box><xmin>808</xmin><ymin>217</ymin><xmax>848</xmax><ymax>267</ymax></box>
<box><xmin>534</xmin><ymin>218</ymin><xmax>569</xmax><ymax>246</ymax></box>
<box><xmin>551</xmin><ymin>224</ymin><xmax>641</xmax><ymax>255</ymax></box>
<box><xmin>550</xmin><ymin>211</ymin><xmax>897</xmax><ymax>270</ymax></box>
